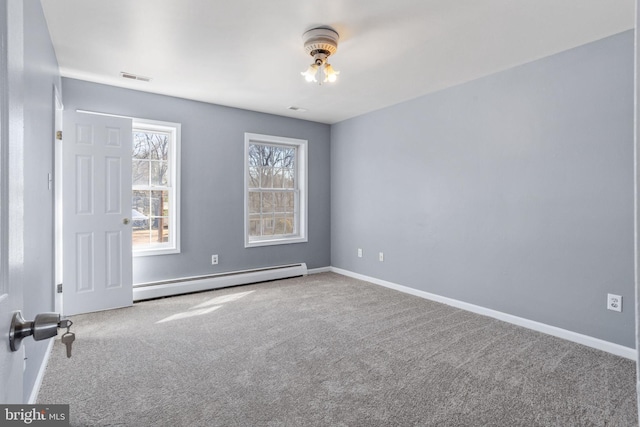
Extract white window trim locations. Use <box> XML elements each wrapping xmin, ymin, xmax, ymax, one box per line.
<box><xmin>133</xmin><ymin>118</ymin><xmax>181</xmax><ymax>257</ymax></box>
<box><xmin>244</xmin><ymin>132</ymin><xmax>308</xmax><ymax>248</ymax></box>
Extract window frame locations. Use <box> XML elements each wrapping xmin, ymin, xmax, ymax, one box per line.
<box><xmin>132</xmin><ymin>118</ymin><xmax>181</xmax><ymax>257</ymax></box>
<box><xmin>244</xmin><ymin>132</ymin><xmax>308</xmax><ymax>248</ymax></box>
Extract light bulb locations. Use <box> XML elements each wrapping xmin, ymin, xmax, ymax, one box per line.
<box><xmin>323</xmin><ymin>63</ymin><xmax>339</xmax><ymax>83</ymax></box>
<box><xmin>301</xmin><ymin>64</ymin><xmax>319</xmax><ymax>82</ymax></box>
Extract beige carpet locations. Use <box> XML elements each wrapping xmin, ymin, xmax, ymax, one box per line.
<box><xmin>38</xmin><ymin>272</ymin><xmax>638</xmax><ymax>426</ymax></box>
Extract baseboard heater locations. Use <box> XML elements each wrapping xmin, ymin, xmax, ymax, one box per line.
<box><xmin>132</xmin><ymin>263</ymin><xmax>308</xmax><ymax>302</ymax></box>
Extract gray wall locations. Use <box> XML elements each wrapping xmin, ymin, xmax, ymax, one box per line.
<box><xmin>22</xmin><ymin>0</ymin><xmax>61</xmax><ymax>401</ymax></box>
<box><xmin>61</xmin><ymin>78</ymin><xmax>331</xmax><ymax>284</ymax></box>
<box><xmin>331</xmin><ymin>31</ymin><xmax>635</xmax><ymax>348</ymax></box>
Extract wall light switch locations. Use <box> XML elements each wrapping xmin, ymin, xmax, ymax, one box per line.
<box><xmin>357</xmin><ymin>248</ymin><xmax>363</xmax><ymax>258</ymax></box>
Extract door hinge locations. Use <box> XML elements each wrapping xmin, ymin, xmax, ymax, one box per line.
<box><xmin>56</xmin><ymin>130</ymin><xmax>62</xmax><ymax>140</ymax></box>
<box><xmin>56</xmin><ymin>283</ymin><xmax>62</xmax><ymax>293</ymax></box>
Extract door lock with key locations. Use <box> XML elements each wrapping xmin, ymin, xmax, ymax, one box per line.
<box><xmin>9</xmin><ymin>311</ymin><xmax>76</xmax><ymax>358</ymax></box>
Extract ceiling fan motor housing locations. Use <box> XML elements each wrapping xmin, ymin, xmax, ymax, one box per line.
<box><xmin>303</xmin><ymin>27</ymin><xmax>339</xmax><ymax>64</ymax></box>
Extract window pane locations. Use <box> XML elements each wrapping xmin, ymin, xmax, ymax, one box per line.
<box><xmin>135</xmin><ymin>131</ymin><xmax>169</xmax><ymax>160</ymax></box>
<box><xmin>132</xmin><ymin>191</ymin><xmax>150</xmax><ymax>248</ymax></box>
<box><xmin>288</xmin><ymin>191</ymin><xmax>296</xmax><ymax>213</ymax></box>
<box><xmin>151</xmin><ymin>217</ymin><xmax>170</xmax><ymax>243</ymax></box>
<box><xmin>132</xmin><ymin>190</ymin><xmax>171</xmax><ymax>248</ymax></box>
<box><xmin>150</xmin><ymin>160</ymin><xmax>169</xmax><ymax>186</ymax></box>
<box><xmin>272</xmin><ymin>147</ymin><xmax>284</xmax><ymax>167</ymax></box>
<box><xmin>260</xmin><ymin>167</ymin><xmax>272</xmax><ymax>188</ymax></box>
<box><xmin>133</xmin><ymin>227</ymin><xmax>151</xmax><ymax>246</ymax></box>
<box><xmin>273</xmin><ymin>168</ymin><xmax>284</xmax><ymax>188</ymax></box>
<box><xmin>248</xmin><ymin>192</ymin><xmax>261</xmax><ymax>214</ymax></box>
<box><xmin>275</xmin><ymin>192</ymin><xmax>288</xmax><ymax>213</ymax></box>
<box><xmin>248</xmin><ymin>145</ymin><xmax>261</xmax><ymax>167</ymax></box>
<box><xmin>149</xmin><ymin>133</ymin><xmax>169</xmax><ymax>161</ymax></box>
<box><xmin>248</xmin><ymin>167</ymin><xmax>259</xmax><ymax>188</ymax></box>
<box><xmin>261</xmin><ymin>145</ymin><xmax>272</xmax><ymax>166</ymax></box>
<box><xmin>262</xmin><ymin>215</ymin><xmax>275</xmax><ymax>236</ymax></box>
<box><xmin>132</xmin><ymin>189</ymin><xmax>150</xmax><ymax>248</ymax></box>
<box><xmin>284</xmin><ymin>213</ymin><xmax>294</xmax><ymax>234</ymax></box>
<box><xmin>132</xmin><ymin>190</ymin><xmax>150</xmax><ymax>216</ymax></box>
<box><xmin>285</xmin><ymin>149</ymin><xmax>295</xmax><ymax>167</ymax></box>
<box><xmin>283</xmin><ymin>169</ymin><xmax>294</xmax><ymax>189</ymax></box>
<box><xmin>132</xmin><ymin>160</ymin><xmax>149</xmax><ymax>186</ymax></box>
<box><xmin>133</xmin><ymin>133</ymin><xmax>150</xmax><ymax>160</ymax></box>
<box><xmin>274</xmin><ymin>214</ymin><xmax>287</xmax><ymax>234</ymax></box>
<box><xmin>151</xmin><ymin>190</ymin><xmax>169</xmax><ymax>217</ymax></box>
<box><xmin>261</xmin><ymin>192</ymin><xmax>274</xmax><ymax>213</ymax></box>
<box><xmin>249</xmin><ymin>215</ymin><xmax>261</xmax><ymax>237</ymax></box>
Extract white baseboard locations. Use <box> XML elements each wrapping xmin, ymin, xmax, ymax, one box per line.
<box><xmin>133</xmin><ymin>263</ymin><xmax>308</xmax><ymax>301</ymax></box>
<box><xmin>28</xmin><ymin>339</ymin><xmax>54</xmax><ymax>404</ymax></box>
<box><xmin>308</xmin><ymin>266</ymin><xmax>331</xmax><ymax>274</ymax></box>
<box><xmin>331</xmin><ymin>267</ymin><xmax>637</xmax><ymax>361</ymax></box>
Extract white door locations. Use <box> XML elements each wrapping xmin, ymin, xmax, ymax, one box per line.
<box><xmin>62</xmin><ymin>111</ymin><xmax>133</xmax><ymax>315</ymax></box>
<box><xmin>0</xmin><ymin>0</ymin><xmax>25</xmax><ymax>403</ymax></box>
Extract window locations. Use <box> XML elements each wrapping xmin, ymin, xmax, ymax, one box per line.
<box><xmin>245</xmin><ymin>133</ymin><xmax>307</xmax><ymax>247</ymax></box>
<box><xmin>132</xmin><ymin>119</ymin><xmax>181</xmax><ymax>256</ymax></box>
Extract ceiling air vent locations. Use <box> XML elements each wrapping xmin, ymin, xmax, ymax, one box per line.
<box><xmin>120</xmin><ymin>72</ymin><xmax>151</xmax><ymax>82</ymax></box>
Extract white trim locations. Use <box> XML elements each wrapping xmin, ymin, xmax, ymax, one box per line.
<box><xmin>331</xmin><ymin>267</ymin><xmax>637</xmax><ymax>361</ymax></box>
<box><xmin>27</xmin><ymin>339</ymin><xmax>54</xmax><ymax>404</ymax></box>
<box><xmin>53</xmin><ymin>85</ymin><xmax>63</xmax><ymax>315</ymax></box>
<box><xmin>75</xmin><ymin>109</ymin><xmax>133</xmax><ymax>120</ymax></box>
<box><xmin>308</xmin><ymin>266</ymin><xmax>331</xmax><ymax>274</ymax></box>
<box><xmin>133</xmin><ymin>263</ymin><xmax>307</xmax><ymax>301</ymax></box>
<box><xmin>244</xmin><ymin>133</ymin><xmax>308</xmax><ymax>248</ymax></box>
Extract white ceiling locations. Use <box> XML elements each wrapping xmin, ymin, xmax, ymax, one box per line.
<box><xmin>41</xmin><ymin>0</ymin><xmax>634</xmax><ymax>124</ymax></box>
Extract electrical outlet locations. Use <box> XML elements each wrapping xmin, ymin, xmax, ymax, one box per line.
<box><xmin>607</xmin><ymin>294</ymin><xmax>622</xmax><ymax>312</ymax></box>
<box><xmin>211</xmin><ymin>254</ymin><xmax>219</xmax><ymax>265</ymax></box>
<box><xmin>357</xmin><ymin>248</ymin><xmax>363</xmax><ymax>258</ymax></box>
<box><xmin>379</xmin><ymin>252</ymin><xmax>384</xmax><ymax>262</ymax></box>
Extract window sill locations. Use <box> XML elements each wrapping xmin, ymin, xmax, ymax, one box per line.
<box><xmin>245</xmin><ymin>236</ymin><xmax>308</xmax><ymax>248</ymax></box>
<box><xmin>133</xmin><ymin>247</ymin><xmax>180</xmax><ymax>257</ymax></box>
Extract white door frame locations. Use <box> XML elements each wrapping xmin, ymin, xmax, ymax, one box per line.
<box><xmin>54</xmin><ymin>86</ymin><xmax>63</xmax><ymax>315</ymax></box>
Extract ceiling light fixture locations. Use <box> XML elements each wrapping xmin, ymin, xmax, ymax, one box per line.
<box><xmin>301</xmin><ymin>27</ymin><xmax>340</xmax><ymax>84</ymax></box>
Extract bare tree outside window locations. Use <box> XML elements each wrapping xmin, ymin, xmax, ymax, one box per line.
<box><xmin>132</xmin><ymin>130</ymin><xmax>171</xmax><ymax>248</ymax></box>
<box><xmin>247</xmin><ymin>143</ymin><xmax>297</xmax><ymax>238</ymax></box>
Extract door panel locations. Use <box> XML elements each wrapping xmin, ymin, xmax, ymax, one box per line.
<box><xmin>0</xmin><ymin>0</ymin><xmax>25</xmax><ymax>403</ymax></box>
<box><xmin>62</xmin><ymin>111</ymin><xmax>133</xmax><ymax>316</ymax></box>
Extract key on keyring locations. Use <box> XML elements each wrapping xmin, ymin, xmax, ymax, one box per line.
<box><xmin>61</xmin><ymin>332</ymin><xmax>75</xmax><ymax>358</ymax></box>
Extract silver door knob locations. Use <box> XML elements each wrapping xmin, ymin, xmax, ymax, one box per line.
<box><xmin>9</xmin><ymin>311</ymin><xmax>65</xmax><ymax>351</ymax></box>
<box><xmin>123</xmin><ymin>218</ymin><xmax>130</xmax><ymax>225</ymax></box>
